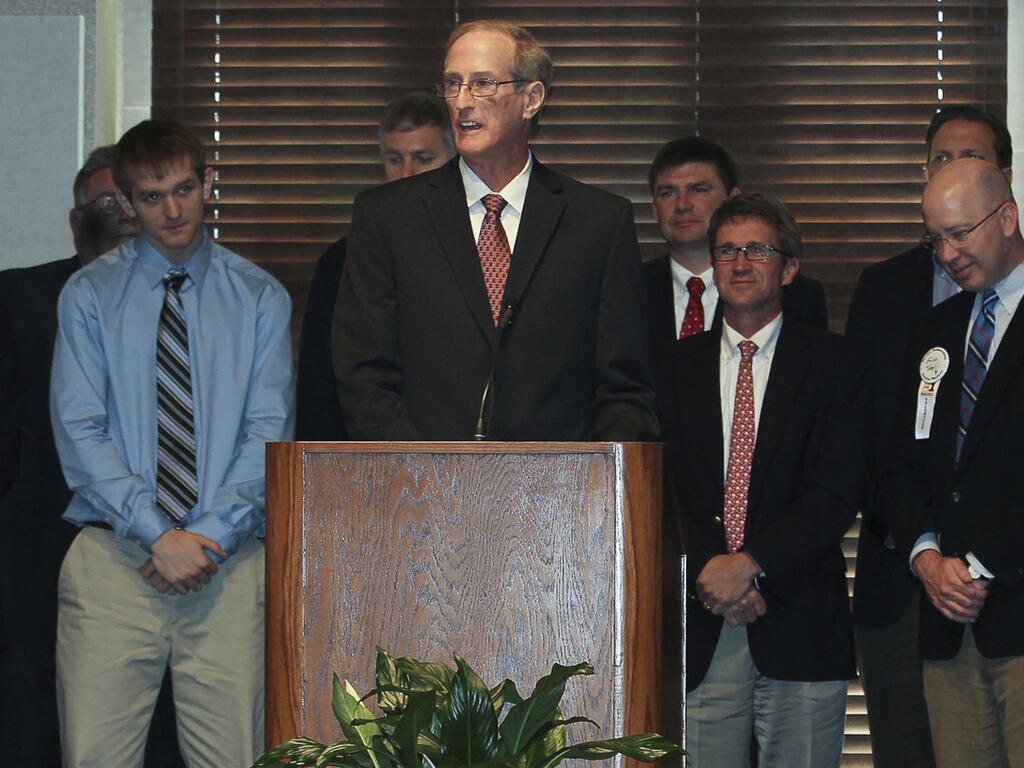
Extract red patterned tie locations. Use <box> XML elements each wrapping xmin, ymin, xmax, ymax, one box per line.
<box><xmin>679</xmin><ymin>276</ymin><xmax>705</xmax><ymax>338</ymax></box>
<box><xmin>724</xmin><ymin>340</ymin><xmax>758</xmax><ymax>553</ymax></box>
<box><xmin>478</xmin><ymin>194</ymin><xmax>511</xmax><ymax>324</ymax></box>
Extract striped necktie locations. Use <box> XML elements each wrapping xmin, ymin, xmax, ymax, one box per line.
<box><xmin>156</xmin><ymin>271</ymin><xmax>198</xmax><ymax>522</ymax></box>
<box><xmin>957</xmin><ymin>287</ymin><xmax>998</xmax><ymax>460</ymax></box>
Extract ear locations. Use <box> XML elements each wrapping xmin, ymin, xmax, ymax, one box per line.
<box><xmin>202</xmin><ymin>166</ymin><xmax>215</xmax><ymax>200</ymax></box>
<box><xmin>728</xmin><ymin>186</ymin><xmax>741</xmax><ymax>198</ymax></box>
<box><xmin>781</xmin><ymin>257</ymin><xmax>799</xmax><ymax>286</ymax></box>
<box><xmin>998</xmin><ymin>202</ymin><xmax>1018</xmax><ymax>237</ymax></box>
<box><xmin>1004</xmin><ymin>166</ymin><xmax>1014</xmax><ymax>184</ymax></box>
<box><xmin>69</xmin><ymin>207</ymin><xmax>80</xmax><ymax>237</ymax></box>
<box><xmin>115</xmin><ymin>189</ymin><xmax>136</xmax><ymax>219</ymax></box>
<box><xmin>522</xmin><ymin>81</ymin><xmax>545</xmax><ymax>120</ymax></box>
<box><xmin>923</xmin><ymin>164</ymin><xmax>931</xmax><ymax>183</ymax></box>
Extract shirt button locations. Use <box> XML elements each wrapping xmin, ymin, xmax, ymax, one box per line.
<box><xmin>952</xmin><ymin>491</ymin><xmax>961</xmax><ymax>503</ymax></box>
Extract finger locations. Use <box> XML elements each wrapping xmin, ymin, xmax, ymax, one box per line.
<box><xmin>723</xmin><ymin>611</ymin><xmax>740</xmax><ymax>627</ymax></box>
<box><xmin>138</xmin><ymin>560</ymin><xmax>156</xmax><ymax>578</ymax></box>
<box><xmin>195</xmin><ymin>534</ymin><xmax>228</xmax><ymax>559</ymax></box>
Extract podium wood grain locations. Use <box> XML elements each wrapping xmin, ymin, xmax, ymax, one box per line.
<box><xmin>266</xmin><ymin>442</ymin><xmax>663</xmax><ymax>763</ymax></box>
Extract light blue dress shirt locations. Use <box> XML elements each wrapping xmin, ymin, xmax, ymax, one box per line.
<box><xmin>50</xmin><ymin>232</ymin><xmax>295</xmax><ymax>559</ymax></box>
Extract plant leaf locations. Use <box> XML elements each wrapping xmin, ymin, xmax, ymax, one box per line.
<box><xmin>498</xmin><ymin>663</ymin><xmax>592</xmax><ymax>754</ymax></box>
<box><xmin>488</xmin><ymin>678</ymin><xmax>524</xmax><ymax>718</ymax></box>
<box><xmin>395</xmin><ymin>655</ymin><xmax>457</xmax><ymax>698</ymax></box>
<box><xmin>392</xmin><ymin>690</ymin><xmax>436</xmax><ymax>768</ymax></box>
<box><xmin>440</xmin><ymin>653</ymin><xmax>500</xmax><ymax>764</ymax></box>
<box><xmin>332</xmin><ymin>678</ymin><xmax>386</xmax><ymax>768</ymax></box>
<box><xmin>375</xmin><ymin>648</ymin><xmax>409</xmax><ymax>714</ymax></box>
<box><xmin>253</xmin><ymin>736</ymin><xmax>329</xmax><ymax>767</ymax></box>
<box><xmin>538</xmin><ymin>733</ymin><xmax>685</xmax><ymax>768</ymax></box>
<box><xmin>523</xmin><ymin>718</ymin><xmax>565</xmax><ymax>768</ymax></box>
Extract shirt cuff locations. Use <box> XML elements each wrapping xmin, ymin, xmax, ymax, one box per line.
<box><xmin>909</xmin><ymin>533</ymin><xmax>941</xmax><ymax>572</ymax></box>
<box><xmin>964</xmin><ymin>551</ymin><xmax>995</xmax><ymax>580</ymax></box>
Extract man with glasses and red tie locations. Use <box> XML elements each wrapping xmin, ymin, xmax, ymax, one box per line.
<box><xmin>659</xmin><ymin>193</ymin><xmax>866</xmax><ymax>768</ymax></box>
<box><xmin>332</xmin><ymin>20</ymin><xmax>657</xmax><ymax>442</ymax></box>
<box><xmin>885</xmin><ymin>157</ymin><xmax>1024</xmax><ymax>767</ymax></box>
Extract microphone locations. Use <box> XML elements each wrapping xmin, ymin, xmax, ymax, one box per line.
<box><xmin>474</xmin><ymin>298</ymin><xmax>518</xmax><ymax>441</ymax></box>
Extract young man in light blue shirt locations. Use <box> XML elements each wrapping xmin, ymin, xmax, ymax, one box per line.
<box><xmin>51</xmin><ymin>120</ymin><xmax>294</xmax><ymax>766</ymax></box>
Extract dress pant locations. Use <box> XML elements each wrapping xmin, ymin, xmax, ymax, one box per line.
<box><xmin>855</xmin><ymin>593</ymin><xmax>935</xmax><ymax>768</ymax></box>
<box><xmin>57</xmin><ymin>526</ymin><xmax>265</xmax><ymax>768</ymax></box>
<box><xmin>686</xmin><ymin>623</ymin><xmax>847</xmax><ymax>768</ymax></box>
<box><xmin>923</xmin><ymin>625</ymin><xmax>1024</xmax><ymax>768</ymax></box>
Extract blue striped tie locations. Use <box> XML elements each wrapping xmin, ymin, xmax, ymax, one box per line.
<box><xmin>156</xmin><ymin>271</ymin><xmax>198</xmax><ymax>522</ymax></box>
<box><xmin>957</xmin><ymin>288</ymin><xmax>998</xmax><ymax>460</ymax></box>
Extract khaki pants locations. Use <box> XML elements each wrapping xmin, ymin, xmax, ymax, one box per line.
<box><xmin>923</xmin><ymin>626</ymin><xmax>1024</xmax><ymax>768</ymax></box>
<box><xmin>57</xmin><ymin>527</ymin><xmax>265</xmax><ymax>768</ymax></box>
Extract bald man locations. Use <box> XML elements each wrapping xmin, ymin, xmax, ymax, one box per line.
<box><xmin>886</xmin><ymin>158</ymin><xmax>1024</xmax><ymax>767</ymax></box>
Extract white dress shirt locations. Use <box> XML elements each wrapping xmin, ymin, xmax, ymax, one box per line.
<box><xmin>460</xmin><ymin>154</ymin><xmax>532</xmax><ymax>252</ymax></box>
<box><xmin>719</xmin><ymin>313</ymin><xmax>783</xmax><ymax>483</ymax></box>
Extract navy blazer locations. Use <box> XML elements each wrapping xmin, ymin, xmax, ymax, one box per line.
<box><xmin>887</xmin><ymin>289</ymin><xmax>1024</xmax><ymax>660</ymax></box>
<box><xmin>661</xmin><ymin>318</ymin><xmax>866</xmax><ymax>688</ymax></box>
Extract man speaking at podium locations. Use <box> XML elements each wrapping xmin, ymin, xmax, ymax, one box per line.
<box><xmin>332</xmin><ymin>20</ymin><xmax>658</xmax><ymax>442</ymax></box>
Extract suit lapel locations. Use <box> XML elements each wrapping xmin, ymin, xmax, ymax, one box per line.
<box><xmin>504</xmin><ymin>160</ymin><xmax>566</xmax><ymax>306</ymax></box>
<box><xmin>747</xmin><ymin>319</ymin><xmax>809</xmax><ymax>512</ymax></box>
<box><xmin>912</xmin><ymin>247</ymin><xmax>936</xmax><ymax>312</ymax></box>
<box><xmin>959</xmin><ymin>293</ymin><xmax>1024</xmax><ymax>467</ymax></box>
<box><xmin>653</xmin><ymin>257</ymin><xmax>677</xmax><ymax>340</ymax></box>
<box><xmin>423</xmin><ymin>159</ymin><xmax>497</xmax><ymax>342</ymax></box>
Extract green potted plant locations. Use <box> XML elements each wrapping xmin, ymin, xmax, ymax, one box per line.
<box><xmin>254</xmin><ymin>648</ymin><xmax>684</xmax><ymax>768</ymax></box>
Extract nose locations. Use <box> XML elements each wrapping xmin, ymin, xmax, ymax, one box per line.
<box><xmin>163</xmin><ymin>196</ymin><xmax>181</xmax><ymax>220</ymax></box>
<box><xmin>397</xmin><ymin>158</ymin><xmax>416</xmax><ymax>180</ymax></box>
<box><xmin>676</xmin><ymin>191</ymin><xmax>693</xmax><ymax>212</ymax></box>
<box><xmin>453</xmin><ymin>83</ymin><xmax>474</xmax><ymax>111</ymax></box>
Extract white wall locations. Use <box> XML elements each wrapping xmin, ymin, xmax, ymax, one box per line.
<box><xmin>0</xmin><ymin>0</ymin><xmax>150</xmax><ymax>271</ymax></box>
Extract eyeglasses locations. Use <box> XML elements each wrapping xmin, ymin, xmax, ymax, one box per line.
<box><xmin>920</xmin><ymin>203</ymin><xmax>1006</xmax><ymax>253</ymax></box>
<box><xmin>711</xmin><ymin>243</ymin><xmax>789</xmax><ymax>263</ymax></box>
<box><xmin>76</xmin><ymin>193</ymin><xmax>121</xmax><ymax>215</ymax></box>
<box><xmin>436</xmin><ymin>77</ymin><xmax>529</xmax><ymax>99</ymax></box>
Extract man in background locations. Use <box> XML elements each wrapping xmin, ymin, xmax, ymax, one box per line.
<box><xmin>643</xmin><ymin>137</ymin><xmax>827</xmax><ymax>355</ymax></box>
<box><xmin>847</xmin><ymin>105</ymin><xmax>1011</xmax><ymax>768</ymax></box>
<box><xmin>296</xmin><ymin>92</ymin><xmax>454</xmax><ymax>440</ymax></box>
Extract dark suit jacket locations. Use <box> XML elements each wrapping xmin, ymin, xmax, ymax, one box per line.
<box><xmin>296</xmin><ymin>236</ymin><xmax>348</xmax><ymax>441</ymax></box>
<box><xmin>642</xmin><ymin>254</ymin><xmax>829</xmax><ymax>351</ymax></box>
<box><xmin>332</xmin><ymin>156</ymin><xmax>659</xmax><ymax>441</ymax></box>
<box><xmin>846</xmin><ymin>245</ymin><xmax>935</xmax><ymax>628</ymax></box>
<box><xmin>660</xmin><ymin>318</ymin><xmax>865</xmax><ymax>689</ymax></box>
<box><xmin>887</xmin><ymin>290</ymin><xmax>1024</xmax><ymax>660</ymax></box>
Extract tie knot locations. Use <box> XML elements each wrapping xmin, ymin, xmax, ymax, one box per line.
<box><xmin>163</xmin><ymin>271</ymin><xmax>188</xmax><ymax>293</ymax></box>
<box><xmin>739</xmin><ymin>339</ymin><xmax>758</xmax><ymax>360</ymax></box>
<box><xmin>983</xmin><ymin>288</ymin><xmax>999</xmax><ymax>309</ymax></box>
<box><xmin>686</xmin><ymin>276</ymin><xmax>705</xmax><ymax>298</ymax></box>
<box><xmin>482</xmin><ymin>194</ymin><xmax>507</xmax><ymax>216</ymax></box>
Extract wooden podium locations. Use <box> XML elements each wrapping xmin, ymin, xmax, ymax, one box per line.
<box><xmin>265</xmin><ymin>441</ymin><xmax>663</xmax><ymax>752</ymax></box>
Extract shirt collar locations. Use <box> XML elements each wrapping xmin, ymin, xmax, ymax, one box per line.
<box><xmin>991</xmin><ymin>260</ymin><xmax>1024</xmax><ymax>310</ymax></box>
<box><xmin>460</xmin><ymin>152</ymin><xmax>533</xmax><ymax>214</ymax></box>
<box><xmin>669</xmin><ymin>258</ymin><xmax>713</xmax><ymax>290</ymax></box>
<box><xmin>131</xmin><ymin>229</ymin><xmax>213</xmax><ymax>291</ymax></box>
<box><xmin>721</xmin><ymin>311</ymin><xmax>783</xmax><ymax>358</ymax></box>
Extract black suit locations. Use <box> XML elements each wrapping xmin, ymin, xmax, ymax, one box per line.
<box><xmin>845</xmin><ymin>245</ymin><xmax>937</xmax><ymax>768</ymax></box>
<box><xmin>889</xmin><ymin>289</ymin><xmax>1024</xmax><ymax>661</ymax></box>
<box><xmin>660</xmin><ymin>318</ymin><xmax>865</xmax><ymax>689</ymax></box>
<box><xmin>333</xmin><ymin>156</ymin><xmax>659</xmax><ymax>441</ymax></box>
<box><xmin>642</xmin><ymin>254</ymin><xmax>828</xmax><ymax>351</ymax></box>
<box><xmin>296</xmin><ymin>236</ymin><xmax>348</xmax><ymax>441</ymax></box>
<box><xmin>0</xmin><ymin>257</ymin><xmax>183</xmax><ymax>768</ymax></box>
